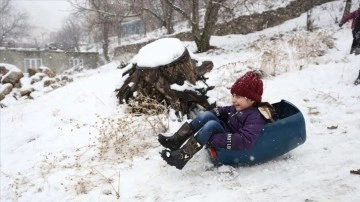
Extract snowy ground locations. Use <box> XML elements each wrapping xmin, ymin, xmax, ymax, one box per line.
<box><xmin>1</xmin><ymin>1</ymin><xmax>360</xmax><ymax>202</ymax></box>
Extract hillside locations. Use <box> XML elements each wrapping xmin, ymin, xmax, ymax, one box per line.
<box><xmin>1</xmin><ymin>1</ymin><xmax>360</xmax><ymax>201</ymax></box>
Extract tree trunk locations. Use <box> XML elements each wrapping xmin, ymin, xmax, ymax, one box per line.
<box><xmin>194</xmin><ymin>0</ymin><xmax>224</xmax><ymax>52</ymax></box>
<box><xmin>117</xmin><ymin>21</ymin><xmax>122</xmax><ymax>45</ymax></box>
<box><xmin>342</xmin><ymin>0</ymin><xmax>352</xmax><ymax>21</ymax></box>
<box><xmin>102</xmin><ymin>21</ymin><xmax>111</xmax><ymax>62</ymax></box>
<box><xmin>165</xmin><ymin>16</ymin><xmax>174</xmax><ymax>34</ymax></box>
<box><xmin>195</xmin><ymin>35</ymin><xmax>211</xmax><ymax>53</ymax></box>
<box><xmin>306</xmin><ymin>9</ymin><xmax>314</xmax><ymax>31</ymax></box>
<box><xmin>163</xmin><ymin>0</ymin><xmax>175</xmax><ymax>34</ymax></box>
<box><xmin>115</xmin><ymin>48</ymin><xmax>215</xmax><ymax>116</ymax></box>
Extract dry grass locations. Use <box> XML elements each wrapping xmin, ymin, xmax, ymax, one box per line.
<box><xmin>96</xmin><ymin>94</ymin><xmax>169</xmax><ymax>162</ymax></box>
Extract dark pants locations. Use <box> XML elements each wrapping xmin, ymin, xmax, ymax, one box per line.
<box><xmin>351</xmin><ymin>30</ymin><xmax>358</xmax><ymax>54</ymax></box>
<box><xmin>190</xmin><ymin>111</ymin><xmax>227</xmax><ymax>145</ymax></box>
<box><xmin>351</xmin><ymin>28</ymin><xmax>360</xmax><ymax>54</ymax></box>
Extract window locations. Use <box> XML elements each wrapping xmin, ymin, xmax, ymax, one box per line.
<box><xmin>24</xmin><ymin>58</ymin><xmax>42</xmax><ymax>71</ymax></box>
<box><xmin>69</xmin><ymin>58</ymin><xmax>83</xmax><ymax>68</ymax></box>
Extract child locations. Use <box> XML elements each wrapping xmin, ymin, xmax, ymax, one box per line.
<box><xmin>339</xmin><ymin>8</ymin><xmax>360</xmax><ymax>85</ymax></box>
<box><xmin>339</xmin><ymin>7</ymin><xmax>360</xmax><ymax>54</ymax></box>
<box><xmin>159</xmin><ymin>71</ymin><xmax>270</xmax><ymax>169</ymax></box>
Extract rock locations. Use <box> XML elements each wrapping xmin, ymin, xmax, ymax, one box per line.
<box><xmin>43</xmin><ymin>79</ymin><xmax>56</xmax><ymax>87</ymax></box>
<box><xmin>0</xmin><ymin>83</ymin><xmax>13</xmax><ymax>101</ymax></box>
<box><xmin>29</xmin><ymin>67</ymin><xmax>56</xmax><ymax>78</ymax></box>
<box><xmin>14</xmin><ymin>82</ymin><xmax>22</xmax><ymax>88</ymax></box>
<box><xmin>51</xmin><ymin>84</ymin><xmax>61</xmax><ymax>90</ymax></box>
<box><xmin>0</xmin><ymin>66</ymin><xmax>8</xmax><ymax>75</ymax></box>
<box><xmin>20</xmin><ymin>88</ymin><xmax>34</xmax><ymax>97</ymax></box>
<box><xmin>1</xmin><ymin>71</ymin><xmax>24</xmax><ymax>86</ymax></box>
<box><xmin>61</xmin><ymin>75</ymin><xmax>73</xmax><ymax>82</ymax></box>
<box><xmin>39</xmin><ymin>67</ymin><xmax>56</xmax><ymax>78</ymax></box>
<box><xmin>28</xmin><ymin>68</ymin><xmax>39</xmax><ymax>77</ymax></box>
<box><xmin>43</xmin><ymin>69</ymin><xmax>56</xmax><ymax>78</ymax></box>
<box><xmin>30</xmin><ymin>73</ymin><xmax>46</xmax><ymax>84</ymax></box>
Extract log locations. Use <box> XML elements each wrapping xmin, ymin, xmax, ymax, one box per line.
<box><xmin>115</xmin><ymin>40</ymin><xmax>215</xmax><ymax>116</ymax></box>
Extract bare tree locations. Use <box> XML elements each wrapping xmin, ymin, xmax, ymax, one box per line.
<box><xmin>70</xmin><ymin>0</ymin><xmax>139</xmax><ymax>62</ymax></box>
<box><xmin>52</xmin><ymin>17</ymin><xmax>84</xmax><ymax>51</ymax></box>
<box><xmin>164</xmin><ymin>0</ymin><xmax>226</xmax><ymax>53</ymax></box>
<box><xmin>0</xmin><ymin>0</ymin><xmax>29</xmax><ymax>45</ymax></box>
<box><xmin>141</xmin><ymin>0</ymin><xmax>175</xmax><ymax>34</ymax></box>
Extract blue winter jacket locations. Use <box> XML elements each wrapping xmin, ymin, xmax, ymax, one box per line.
<box><xmin>209</xmin><ymin>106</ymin><xmax>265</xmax><ymax>151</ymax></box>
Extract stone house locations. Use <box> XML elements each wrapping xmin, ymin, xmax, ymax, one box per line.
<box><xmin>0</xmin><ymin>48</ymin><xmax>100</xmax><ymax>73</ymax></box>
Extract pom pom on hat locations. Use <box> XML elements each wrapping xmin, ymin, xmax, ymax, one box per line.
<box><xmin>230</xmin><ymin>71</ymin><xmax>263</xmax><ymax>102</ymax></box>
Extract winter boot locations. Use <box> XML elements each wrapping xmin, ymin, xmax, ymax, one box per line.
<box><xmin>160</xmin><ymin>136</ymin><xmax>203</xmax><ymax>170</ymax></box>
<box><xmin>354</xmin><ymin>70</ymin><xmax>360</xmax><ymax>85</ymax></box>
<box><xmin>158</xmin><ymin>122</ymin><xmax>194</xmax><ymax>151</ymax></box>
<box><xmin>351</xmin><ymin>47</ymin><xmax>355</xmax><ymax>54</ymax></box>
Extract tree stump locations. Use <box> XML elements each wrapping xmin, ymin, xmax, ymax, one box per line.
<box><xmin>115</xmin><ymin>38</ymin><xmax>215</xmax><ymax>116</ymax></box>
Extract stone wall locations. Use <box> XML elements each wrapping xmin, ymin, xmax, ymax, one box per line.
<box><xmin>0</xmin><ymin>49</ymin><xmax>100</xmax><ymax>73</ymax></box>
<box><xmin>214</xmin><ymin>0</ymin><xmax>336</xmax><ymax>35</ymax></box>
<box><xmin>113</xmin><ymin>0</ymin><xmax>336</xmax><ymax>58</ymax></box>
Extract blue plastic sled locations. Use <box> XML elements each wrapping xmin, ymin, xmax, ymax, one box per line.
<box><xmin>208</xmin><ymin>100</ymin><xmax>306</xmax><ymax>166</ymax></box>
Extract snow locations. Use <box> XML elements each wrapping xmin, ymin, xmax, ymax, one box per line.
<box><xmin>0</xmin><ymin>83</ymin><xmax>12</xmax><ymax>92</ymax></box>
<box><xmin>0</xmin><ymin>63</ymin><xmax>22</xmax><ymax>73</ymax></box>
<box><xmin>171</xmin><ymin>81</ymin><xmax>197</xmax><ymax>92</ymax></box>
<box><xmin>132</xmin><ymin>38</ymin><xmax>186</xmax><ymax>68</ymax></box>
<box><xmin>1</xmin><ymin>1</ymin><xmax>360</xmax><ymax>202</ymax></box>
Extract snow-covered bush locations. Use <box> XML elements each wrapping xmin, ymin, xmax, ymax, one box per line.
<box><xmin>249</xmin><ymin>29</ymin><xmax>335</xmax><ymax>75</ymax></box>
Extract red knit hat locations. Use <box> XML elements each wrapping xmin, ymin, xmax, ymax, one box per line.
<box><xmin>230</xmin><ymin>71</ymin><xmax>263</xmax><ymax>102</ymax></box>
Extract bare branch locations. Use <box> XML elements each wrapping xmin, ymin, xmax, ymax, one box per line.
<box><xmin>142</xmin><ymin>7</ymin><xmax>165</xmax><ymax>24</ymax></box>
<box><xmin>69</xmin><ymin>0</ymin><xmax>140</xmax><ymax>18</ymax></box>
<box><xmin>0</xmin><ymin>0</ymin><xmax>29</xmax><ymax>44</ymax></box>
<box><xmin>163</xmin><ymin>0</ymin><xmax>194</xmax><ymax>25</ymax></box>
<box><xmin>74</xmin><ymin>4</ymin><xmax>140</xmax><ymax>18</ymax></box>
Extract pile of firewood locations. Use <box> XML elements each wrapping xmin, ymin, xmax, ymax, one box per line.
<box><xmin>115</xmin><ymin>47</ymin><xmax>215</xmax><ymax>117</ymax></box>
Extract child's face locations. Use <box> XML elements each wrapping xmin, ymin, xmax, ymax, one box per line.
<box><xmin>231</xmin><ymin>94</ymin><xmax>255</xmax><ymax>111</ymax></box>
